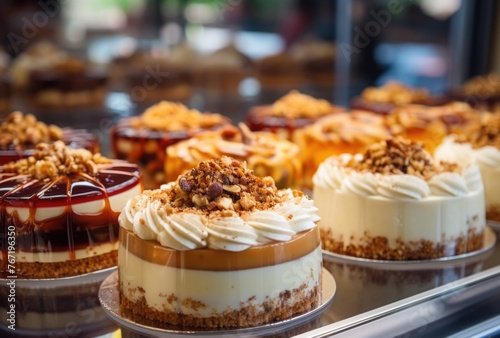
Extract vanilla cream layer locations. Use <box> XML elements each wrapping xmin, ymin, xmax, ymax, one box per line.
<box><xmin>5</xmin><ymin>184</ymin><xmax>142</xmax><ymax>223</ymax></box>
<box><xmin>119</xmin><ymin>244</ymin><xmax>322</xmax><ymax>317</ymax></box>
<box><xmin>314</xmin><ymin>187</ymin><xmax>485</xmax><ymax>250</ymax></box>
<box><xmin>14</xmin><ymin>242</ymin><xmax>118</xmax><ymax>263</ymax></box>
<box><xmin>479</xmin><ymin>166</ymin><xmax>500</xmax><ymax>208</ymax></box>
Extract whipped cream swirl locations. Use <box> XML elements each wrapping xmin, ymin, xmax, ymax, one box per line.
<box><xmin>475</xmin><ymin>146</ymin><xmax>500</xmax><ymax>168</ymax></box>
<box><xmin>377</xmin><ymin>175</ymin><xmax>431</xmax><ymax>200</ymax></box>
<box><xmin>119</xmin><ymin>189</ymin><xmax>319</xmax><ymax>252</ymax></box>
<box><xmin>428</xmin><ymin>173</ymin><xmax>468</xmax><ymax>197</ymax></box>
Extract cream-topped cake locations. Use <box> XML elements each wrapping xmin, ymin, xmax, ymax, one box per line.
<box><xmin>435</xmin><ymin>114</ymin><xmax>500</xmax><ymax>222</ymax></box>
<box><xmin>314</xmin><ymin>137</ymin><xmax>485</xmax><ymax>260</ymax></box>
<box><xmin>0</xmin><ymin>141</ymin><xmax>142</xmax><ymax>278</ymax></box>
<box><xmin>118</xmin><ymin>156</ymin><xmax>322</xmax><ymax>329</ymax></box>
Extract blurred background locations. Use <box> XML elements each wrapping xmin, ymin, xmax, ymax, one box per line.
<box><xmin>0</xmin><ymin>0</ymin><xmax>498</xmax><ymax>138</ymax></box>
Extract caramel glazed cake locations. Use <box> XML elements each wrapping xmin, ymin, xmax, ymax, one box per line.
<box><xmin>313</xmin><ymin>137</ymin><xmax>486</xmax><ymax>260</ymax></box>
<box><xmin>0</xmin><ymin>141</ymin><xmax>142</xmax><ymax>278</ymax></box>
<box><xmin>118</xmin><ymin>156</ymin><xmax>322</xmax><ymax>329</ymax></box>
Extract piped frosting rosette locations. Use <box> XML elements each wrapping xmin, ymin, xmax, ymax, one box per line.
<box><xmin>119</xmin><ymin>156</ymin><xmax>319</xmax><ymax>252</ymax></box>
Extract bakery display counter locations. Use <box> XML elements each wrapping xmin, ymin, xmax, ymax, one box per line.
<box><xmin>1</xmin><ymin>93</ymin><xmax>500</xmax><ymax>338</ymax></box>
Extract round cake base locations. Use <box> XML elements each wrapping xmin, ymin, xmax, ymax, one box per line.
<box><xmin>99</xmin><ymin>268</ymin><xmax>336</xmax><ymax>337</ymax></box>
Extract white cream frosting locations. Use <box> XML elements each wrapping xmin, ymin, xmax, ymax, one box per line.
<box><xmin>434</xmin><ymin>136</ymin><xmax>475</xmax><ymax>166</ymax></box>
<box><xmin>313</xmin><ymin>155</ymin><xmax>481</xmax><ymax>201</ymax></box>
<box><xmin>342</xmin><ymin>172</ymin><xmax>378</xmax><ymax>196</ymax></box>
<box><xmin>377</xmin><ymin>175</ymin><xmax>431</xmax><ymax>200</ymax></box>
<box><xmin>119</xmin><ymin>189</ymin><xmax>319</xmax><ymax>252</ymax></box>
<box><xmin>428</xmin><ymin>172</ymin><xmax>469</xmax><ymax>197</ymax></box>
<box><xmin>475</xmin><ymin>146</ymin><xmax>500</xmax><ymax>168</ymax></box>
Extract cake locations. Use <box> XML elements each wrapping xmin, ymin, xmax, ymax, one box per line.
<box><xmin>11</xmin><ymin>42</ymin><xmax>108</xmax><ymax>109</ymax></box>
<box><xmin>0</xmin><ymin>141</ymin><xmax>143</xmax><ymax>278</ymax></box>
<box><xmin>296</xmin><ymin>111</ymin><xmax>391</xmax><ymax>189</ymax></box>
<box><xmin>314</xmin><ymin>137</ymin><xmax>485</xmax><ymax>260</ymax></box>
<box><xmin>0</xmin><ymin>111</ymin><xmax>100</xmax><ymax>165</ymax></box>
<box><xmin>110</xmin><ymin>101</ymin><xmax>231</xmax><ymax>189</ymax></box>
<box><xmin>118</xmin><ymin>156</ymin><xmax>322</xmax><ymax>329</ymax></box>
<box><xmin>164</xmin><ymin>123</ymin><xmax>302</xmax><ymax>189</ymax></box>
<box><xmin>290</xmin><ymin>40</ymin><xmax>335</xmax><ymax>86</ymax></box>
<box><xmin>386</xmin><ymin>101</ymin><xmax>481</xmax><ymax>153</ymax></box>
<box><xmin>351</xmin><ymin>82</ymin><xmax>432</xmax><ymax>115</ymax></box>
<box><xmin>195</xmin><ymin>44</ymin><xmax>252</xmax><ymax>94</ymax></box>
<box><xmin>434</xmin><ymin>113</ymin><xmax>500</xmax><ymax>222</ymax></box>
<box><xmin>10</xmin><ymin>41</ymin><xmax>65</xmax><ymax>90</ymax></box>
<box><xmin>255</xmin><ymin>52</ymin><xmax>303</xmax><ymax>90</ymax></box>
<box><xmin>119</xmin><ymin>51</ymin><xmax>194</xmax><ymax>103</ymax></box>
<box><xmin>245</xmin><ymin>90</ymin><xmax>344</xmax><ymax>142</ymax></box>
<box><xmin>452</xmin><ymin>73</ymin><xmax>500</xmax><ymax>113</ymax></box>
<box><xmin>25</xmin><ymin>56</ymin><xmax>108</xmax><ymax>109</ymax></box>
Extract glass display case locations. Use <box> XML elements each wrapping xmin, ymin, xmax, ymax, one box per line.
<box><xmin>1</xmin><ymin>1</ymin><xmax>499</xmax><ymax>337</ymax></box>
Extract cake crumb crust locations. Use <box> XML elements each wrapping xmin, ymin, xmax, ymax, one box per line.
<box><xmin>120</xmin><ymin>284</ymin><xmax>319</xmax><ymax>329</ymax></box>
<box><xmin>487</xmin><ymin>205</ymin><xmax>500</xmax><ymax>222</ymax></box>
<box><xmin>10</xmin><ymin>250</ymin><xmax>117</xmax><ymax>278</ymax></box>
<box><xmin>321</xmin><ymin>228</ymin><xmax>484</xmax><ymax>261</ymax></box>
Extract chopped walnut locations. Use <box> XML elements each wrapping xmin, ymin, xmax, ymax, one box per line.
<box><xmin>462</xmin><ymin>73</ymin><xmax>500</xmax><ymax>97</ymax></box>
<box><xmin>1</xmin><ymin>141</ymin><xmax>112</xmax><ymax>180</ymax></box>
<box><xmin>162</xmin><ymin>156</ymin><xmax>286</xmax><ymax>214</ymax></box>
<box><xmin>361</xmin><ymin>82</ymin><xmax>428</xmax><ymax>104</ymax></box>
<box><xmin>0</xmin><ymin>111</ymin><xmax>63</xmax><ymax>150</ymax></box>
<box><xmin>271</xmin><ymin>90</ymin><xmax>338</xmax><ymax>118</ymax></box>
<box><xmin>348</xmin><ymin>137</ymin><xmax>458</xmax><ymax>180</ymax></box>
<box><xmin>134</xmin><ymin>101</ymin><xmax>228</xmax><ymax>131</ymax></box>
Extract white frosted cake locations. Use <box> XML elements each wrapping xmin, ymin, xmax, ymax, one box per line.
<box><xmin>314</xmin><ymin>137</ymin><xmax>485</xmax><ymax>260</ymax></box>
<box><xmin>435</xmin><ymin>114</ymin><xmax>500</xmax><ymax>222</ymax></box>
<box><xmin>118</xmin><ymin>156</ymin><xmax>322</xmax><ymax>329</ymax></box>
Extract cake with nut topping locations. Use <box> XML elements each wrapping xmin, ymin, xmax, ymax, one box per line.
<box><xmin>313</xmin><ymin>137</ymin><xmax>485</xmax><ymax>260</ymax></box>
<box><xmin>164</xmin><ymin>123</ymin><xmax>302</xmax><ymax>189</ymax></box>
<box><xmin>0</xmin><ymin>111</ymin><xmax>100</xmax><ymax>164</ymax></box>
<box><xmin>435</xmin><ymin>113</ymin><xmax>500</xmax><ymax>221</ymax></box>
<box><xmin>118</xmin><ymin>156</ymin><xmax>322</xmax><ymax>329</ymax></box>
<box><xmin>111</xmin><ymin>101</ymin><xmax>231</xmax><ymax>189</ymax></box>
<box><xmin>0</xmin><ymin>141</ymin><xmax>142</xmax><ymax>278</ymax></box>
<box><xmin>296</xmin><ymin>111</ymin><xmax>391</xmax><ymax>189</ymax></box>
<box><xmin>245</xmin><ymin>90</ymin><xmax>344</xmax><ymax>142</ymax></box>
<box><xmin>386</xmin><ymin>102</ymin><xmax>481</xmax><ymax>153</ymax></box>
<box><xmin>350</xmin><ymin>82</ymin><xmax>433</xmax><ymax>115</ymax></box>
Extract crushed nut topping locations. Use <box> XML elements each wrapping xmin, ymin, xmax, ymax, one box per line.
<box><xmin>1</xmin><ymin>141</ymin><xmax>112</xmax><ymax>180</ymax></box>
<box><xmin>348</xmin><ymin>137</ymin><xmax>458</xmax><ymax>179</ymax></box>
<box><xmin>0</xmin><ymin>111</ymin><xmax>63</xmax><ymax>150</ymax></box>
<box><xmin>301</xmin><ymin>112</ymin><xmax>390</xmax><ymax>143</ymax></box>
<box><xmin>133</xmin><ymin>101</ymin><xmax>228</xmax><ymax>131</ymax></box>
<box><xmin>387</xmin><ymin>102</ymin><xmax>477</xmax><ymax>130</ymax></box>
<box><xmin>161</xmin><ymin>156</ymin><xmax>297</xmax><ymax>214</ymax></box>
<box><xmin>271</xmin><ymin>90</ymin><xmax>338</xmax><ymax>118</ymax></box>
<box><xmin>462</xmin><ymin>73</ymin><xmax>500</xmax><ymax>97</ymax></box>
<box><xmin>361</xmin><ymin>82</ymin><xmax>428</xmax><ymax>104</ymax></box>
<box><xmin>460</xmin><ymin>113</ymin><xmax>500</xmax><ymax>149</ymax></box>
